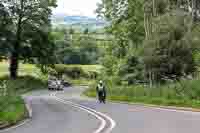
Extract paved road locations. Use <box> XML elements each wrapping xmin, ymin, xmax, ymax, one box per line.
<box><xmin>1</xmin><ymin>90</ymin><xmax>100</xmax><ymax>133</ymax></box>
<box><xmin>57</xmin><ymin>86</ymin><xmax>200</xmax><ymax>133</ymax></box>
<box><xmin>2</xmin><ymin>86</ymin><xmax>200</xmax><ymax>133</ymax></box>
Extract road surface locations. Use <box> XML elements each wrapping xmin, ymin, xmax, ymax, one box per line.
<box><xmin>1</xmin><ymin>86</ymin><xmax>200</xmax><ymax>133</ymax></box>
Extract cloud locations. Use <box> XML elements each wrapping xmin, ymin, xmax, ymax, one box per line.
<box><xmin>52</xmin><ymin>0</ymin><xmax>101</xmax><ymax>17</ymax></box>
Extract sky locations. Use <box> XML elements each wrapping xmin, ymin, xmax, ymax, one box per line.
<box><xmin>52</xmin><ymin>0</ymin><xmax>101</xmax><ymax>17</ymax></box>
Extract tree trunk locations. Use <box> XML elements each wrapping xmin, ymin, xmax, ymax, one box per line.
<box><xmin>152</xmin><ymin>0</ymin><xmax>157</xmax><ymax>17</ymax></box>
<box><xmin>10</xmin><ymin>50</ymin><xmax>19</xmax><ymax>79</ymax></box>
<box><xmin>10</xmin><ymin>26</ymin><xmax>21</xmax><ymax>79</ymax></box>
<box><xmin>187</xmin><ymin>0</ymin><xmax>191</xmax><ymax>12</ymax></box>
<box><xmin>144</xmin><ymin>3</ymin><xmax>152</xmax><ymax>40</ymax></box>
<box><xmin>144</xmin><ymin>12</ymin><xmax>148</xmax><ymax>39</ymax></box>
<box><xmin>9</xmin><ymin>0</ymin><xmax>24</xmax><ymax>79</ymax></box>
<box><xmin>177</xmin><ymin>0</ymin><xmax>181</xmax><ymax>8</ymax></box>
<box><xmin>192</xmin><ymin>0</ymin><xmax>197</xmax><ymax>23</ymax></box>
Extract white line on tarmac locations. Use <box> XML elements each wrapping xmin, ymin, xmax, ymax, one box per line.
<box><xmin>0</xmin><ymin>119</ymin><xmax>30</xmax><ymax>133</ymax></box>
<box><xmin>52</xmin><ymin>92</ymin><xmax>116</xmax><ymax>133</ymax></box>
<box><xmin>109</xmin><ymin>100</ymin><xmax>200</xmax><ymax>115</ymax></box>
<box><xmin>147</xmin><ymin>106</ymin><xmax>200</xmax><ymax>115</ymax></box>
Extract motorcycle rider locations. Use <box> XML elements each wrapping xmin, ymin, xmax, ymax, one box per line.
<box><xmin>96</xmin><ymin>80</ymin><xmax>106</xmax><ymax>104</ymax></box>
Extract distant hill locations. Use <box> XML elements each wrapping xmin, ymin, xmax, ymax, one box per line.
<box><xmin>51</xmin><ymin>14</ymin><xmax>109</xmax><ymax>30</ymax></box>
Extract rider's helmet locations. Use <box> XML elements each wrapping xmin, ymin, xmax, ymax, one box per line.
<box><xmin>99</xmin><ymin>80</ymin><xmax>103</xmax><ymax>85</ymax></box>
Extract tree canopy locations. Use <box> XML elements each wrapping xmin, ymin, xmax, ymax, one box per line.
<box><xmin>0</xmin><ymin>0</ymin><xmax>57</xmax><ymax>78</ymax></box>
<box><xmin>97</xmin><ymin>0</ymin><xmax>200</xmax><ymax>85</ymax></box>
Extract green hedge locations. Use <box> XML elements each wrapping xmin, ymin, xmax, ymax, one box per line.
<box><xmin>52</xmin><ymin>64</ymin><xmax>98</xmax><ymax>79</ymax></box>
<box><xmin>0</xmin><ymin>76</ymin><xmax>47</xmax><ymax>95</ymax></box>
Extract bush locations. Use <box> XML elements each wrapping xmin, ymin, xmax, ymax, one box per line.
<box><xmin>68</xmin><ymin>67</ymin><xmax>84</xmax><ymax>79</ymax></box>
<box><xmin>0</xmin><ymin>75</ymin><xmax>47</xmax><ymax>95</ymax></box>
<box><xmin>0</xmin><ymin>96</ymin><xmax>26</xmax><ymax>124</ymax></box>
<box><xmin>119</xmin><ymin>54</ymin><xmax>145</xmax><ymax>85</ymax></box>
<box><xmin>53</xmin><ymin>65</ymin><xmax>86</xmax><ymax>79</ymax></box>
<box><xmin>83</xmin><ymin>71</ymin><xmax>98</xmax><ymax>79</ymax></box>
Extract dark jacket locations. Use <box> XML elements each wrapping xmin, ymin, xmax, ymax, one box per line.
<box><xmin>96</xmin><ymin>83</ymin><xmax>106</xmax><ymax>92</ymax></box>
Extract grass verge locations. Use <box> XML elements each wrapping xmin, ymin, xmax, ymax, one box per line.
<box><xmin>0</xmin><ymin>75</ymin><xmax>47</xmax><ymax>128</ymax></box>
<box><xmin>0</xmin><ymin>96</ymin><xmax>27</xmax><ymax>129</ymax></box>
<box><xmin>0</xmin><ymin>63</ymin><xmax>48</xmax><ymax>128</ymax></box>
<box><xmin>84</xmin><ymin>80</ymin><xmax>200</xmax><ymax>109</ymax></box>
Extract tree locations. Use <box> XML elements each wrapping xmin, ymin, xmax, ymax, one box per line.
<box><xmin>52</xmin><ymin>28</ymin><xmax>100</xmax><ymax>65</ymax></box>
<box><xmin>83</xmin><ymin>28</ymin><xmax>89</xmax><ymax>34</ymax></box>
<box><xmin>143</xmin><ymin>12</ymin><xmax>197</xmax><ymax>83</ymax></box>
<box><xmin>97</xmin><ymin>0</ymin><xmax>145</xmax><ymax>50</ymax></box>
<box><xmin>97</xmin><ymin>0</ymin><xmax>145</xmax><ymax>84</ymax></box>
<box><xmin>0</xmin><ymin>2</ymin><xmax>13</xmax><ymax>60</ymax></box>
<box><xmin>1</xmin><ymin>0</ymin><xmax>57</xmax><ymax>79</ymax></box>
<box><xmin>98</xmin><ymin>0</ymin><xmax>200</xmax><ymax>85</ymax></box>
<box><xmin>118</xmin><ymin>54</ymin><xmax>145</xmax><ymax>85</ymax></box>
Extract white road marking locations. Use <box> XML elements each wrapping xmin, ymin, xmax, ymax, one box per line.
<box><xmin>0</xmin><ymin>119</ymin><xmax>30</xmax><ymax>133</ymax></box>
<box><xmin>52</xmin><ymin>92</ymin><xmax>116</xmax><ymax>133</ymax></box>
<box><xmin>110</xmin><ymin>100</ymin><xmax>200</xmax><ymax>115</ymax></box>
<box><xmin>54</xmin><ymin>97</ymin><xmax>106</xmax><ymax>133</ymax></box>
<box><xmin>0</xmin><ymin>92</ymin><xmax>116</xmax><ymax>133</ymax></box>
<box><xmin>147</xmin><ymin>106</ymin><xmax>200</xmax><ymax>115</ymax></box>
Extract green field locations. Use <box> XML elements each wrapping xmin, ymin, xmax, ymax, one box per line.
<box><xmin>0</xmin><ymin>63</ymin><xmax>102</xmax><ymax>75</ymax></box>
<box><xmin>54</xmin><ymin>64</ymin><xmax>102</xmax><ymax>73</ymax></box>
<box><xmin>0</xmin><ymin>62</ymin><xmax>39</xmax><ymax>77</ymax></box>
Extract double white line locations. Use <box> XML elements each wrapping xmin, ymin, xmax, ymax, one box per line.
<box><xmin>51</xmin><ymin>93</ymin><xmax>116</xmax><ymax>133</ymax></box>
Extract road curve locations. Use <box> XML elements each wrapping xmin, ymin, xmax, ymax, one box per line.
<box><xmin>57</xmin><ymin>86</ymin><xmax>200</xmax><ymax>133</ymax></box>
<box><xmin>51</xmin><ymin>93</ymin><xmax>116</xmax><ymax>133</ymax></box>
<box><xmin>0</xmin><ymin>90</ymin><xmax>103</xmax><ymax>133</ymax></box>
<box><xmin>2</xmin><ymin>86</ymin><xmax>200</xmax><ymax>133</ymax></box>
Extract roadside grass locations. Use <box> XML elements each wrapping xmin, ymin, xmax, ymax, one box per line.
<box><xmin>84</xmin><ymin>79</ymin><xmax>200</xmax><ymax>109</ymax></box>
<box><xmin>0</xmin><ymin>62</ymin><xmax>47</xmax><ymax>128</ymax></box>
<box><xmin>0</xmin><ymin>96</ymin><xmax>27</xmax><ymax>128</ymax></box>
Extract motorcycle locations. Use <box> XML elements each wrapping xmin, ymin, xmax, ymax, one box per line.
<box><xmin>98</xmin><ymin>91</ymin><xmax>106</xmax><ymax>103</ymax></box>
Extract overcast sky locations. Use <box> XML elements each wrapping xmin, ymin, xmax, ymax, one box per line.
<box><xmin>52</xmin><ymin>0</ymin><xmax>101</xmax><ymax>17</ymax></box>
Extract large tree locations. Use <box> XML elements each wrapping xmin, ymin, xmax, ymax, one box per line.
<box><xmin>143</xmin><ymin>0</ymin><xmax>200</xmax><ymax>84</ymax></box>
<box><xmin>0</xmin><ymin>0</ymin><xmax>57</xmax><ymax>79</ymax></box>
<box><xmin>96</xmin><ymin>0</ymin><xmax>145</xmax><ymax>78</ymax></box>
<box><xmin>97</xmin><ymin>0</ymin><xmax>144</xmax><ymax>50</ymax></box>
<box><xmin>0</xmin><ymin>2</ymin><xmax>12</xmax><ymax>60</ymax></box>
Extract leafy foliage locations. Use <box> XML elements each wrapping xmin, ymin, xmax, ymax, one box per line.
<box><xmin>97</xmin><ymin>0</ymin><xmax>200</xmax><ymax>85</ymax></box>
<box><xmin>53</xmin><ymin>28</ymin><xmax>101</xmax><ymax>65</ymax></box>
<box><xmin>119</xmin><ymin>54</ymin><xmax>145</xmax><ymax>85</ymax></box>
<box><xmin>143</xmin><ymin>12</ymin><xmax>198</xmax><ymax>82</ymax></box>
<box><xmin>0</xmin><ymin>0</ymin><xmax>57</xmax><ymax>78</ymax></box>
